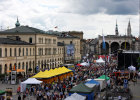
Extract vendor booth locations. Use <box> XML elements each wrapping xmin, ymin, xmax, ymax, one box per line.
<box><xmin>0</xmin><ymin>90</ymin><xmax>5</xmax><ymax>100</ymax></box>
<box><xmin>32</xmin><ymin>67</ymin><xmax>73</xmax><ymax>83</ymax></box>
<box><xmin>94</xmin><ymin>79</ymin><xmax>106</xmax><ymax>91</ymax></box>
<box><xmin>65</xmin><ymin>93</ymin><xmax>86</xmax><ymax>100</ymax></box>
<box><xmin>96</xmin><ymin>57</ymin><xmax>105</xmax><ymax>64</ymax></box>
<box><xmin>20</xmin><ymin>78</ymin><xmax>43</xmax><ymax>92</ymax></box>
<box><xmin>69</xmin><ymin>83</ymin><xmax>94</xmax><ymax>100</ymax></box>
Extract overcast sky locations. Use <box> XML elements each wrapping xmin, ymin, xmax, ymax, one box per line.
<box><xmin>0</xmin><ymin>0</ymin><xmax>139</xmax><ymax>39</ymax></box>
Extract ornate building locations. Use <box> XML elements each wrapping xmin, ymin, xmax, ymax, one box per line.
<box><xmin>93</xmin><ymin>20</ymin><xmax>137</xmax><ymax>55</ymax></box>
<box><xmin>0</xmin><ymin>19</ymin><xmax>81</xmax><ymax>74</ymax></box>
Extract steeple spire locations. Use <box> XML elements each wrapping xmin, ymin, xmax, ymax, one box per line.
<box><xmin>115</xmin><ymin>20</ymin><xmax>119</xmax><ymax>36</ymax></box>
<box><xmin>127</xmin><ymin>19</ymin><xmax>131</xmax><ymax>37</ymax></box>
<box><xmin>15</xmin><ymin>17</ymin><xmax>20</xmax><ymax>27</ymax></box>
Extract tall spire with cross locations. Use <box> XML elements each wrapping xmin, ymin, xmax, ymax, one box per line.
<box><xmin>15</xmin><ymin>17</ymin><xmax>20</xmax><ymax>27</ymax></box>
<box><xmin>115</xmin><ymin>20</ymin><xmax>119</xmax><ymax>36</ymax></box>
<box><xmin>127</xmin><ymin>19</ymin><xmax>131</xmax><ymax>37</ymax></box>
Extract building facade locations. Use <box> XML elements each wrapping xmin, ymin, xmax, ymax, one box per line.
<box><xmin>0</xmin><ymin>19</ymin><xmax>82</xmax><ymax>74</ymax></box>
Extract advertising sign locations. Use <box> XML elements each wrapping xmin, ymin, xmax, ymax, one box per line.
<box><xmin>11</xmin><ymin>71</ymin><xmax>16</xmax><ymax>84</ymax></box>
<box><xmin>66</xmin><ymin>44</ymin><xmax>74</xmax><ymax>56</ymax></box>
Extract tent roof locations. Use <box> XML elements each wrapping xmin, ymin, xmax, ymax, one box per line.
<box><xmin>85</xmin><ymin>79</ymin><xmax>100</xmax><ymax>85</ymax></box>
<box><xmin>32</xmin><ymin>67</ymin><xmax>72</xmax><ymax>78</ymax></box>
<box><xmin>96</xmin><ymin>57</ymin><xmax>105</xmax><ymax>63</ymax></box>
<box><xmin>21</xmin><ymin>78</ymin><xmax>43</xmax><ymax>84</ymax></box>
<box><xmin>69</xmin><ymin>82</ymin><xmax>93</xmax><ymax>93</ymax></box>
<box><xmin>65</xmin><ymin>93</ymin><xmax>86</xmax><ymax>100</ymax></box>
<box><xmin>98</xmin><ymin>75</ymin><xmax>110</xmax><ymax>80</ymax></box>
<box><xmin>0</xmin><ymin>90</ymin><xmax>5</xmax><ymax>95</ymax></box>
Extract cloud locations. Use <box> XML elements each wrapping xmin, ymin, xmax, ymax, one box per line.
<box><xmin>0</xmin><ymin>0</ymin><xmax>139</xmax><ymax>39</ymax></box>
<box><xmin>61</xmin><ymin>0</ymin><xmax>139</xmax><ymax>15</ymax></box>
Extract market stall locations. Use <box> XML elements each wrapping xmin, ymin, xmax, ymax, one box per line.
<box><xmin>69</xmin><ymin>82</ymin><xmax>94</xmax><ymax>100</ymax></box>
<box><xmin>65</xmin><ymin>93</ymin><xmax>86</xmax><ymax>100</ymax></box>
<box><xmin>20</xmin><ymin>78</ymin><xmax>43</xmax><ymax>92</ymax></box>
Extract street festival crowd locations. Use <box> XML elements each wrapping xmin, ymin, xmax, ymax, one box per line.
<box><xmin>2</xmin><ymin>56</ymin><xmax>140</xmax><ymax>100</ymax></box>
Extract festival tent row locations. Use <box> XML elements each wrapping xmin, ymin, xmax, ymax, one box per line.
<box><xmin>69</xmin><ymin>82</ymin><xmax>94</xmax><ymax>100</ymax></box>
<box><xmin>69</xmin><ymin>79</ymin><xmax>103</xmax><ymax>100</ymax></box>
<box><xmin>32</xmin><ymin>67</ymin><xmax>73</xmax><ymax>83</ymax></box>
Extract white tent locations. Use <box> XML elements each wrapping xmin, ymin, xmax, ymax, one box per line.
<box><xmin>128</xmin><ymin>65</ymin><xmax>136</xmax><ymax>71</ymax></box>
<box><xmin>85</xmin><ymin>84</ymin><xmax>96</xmax><ymax>88</ymax></box>
<box><xmin>20</xmin><ymin>78</ymin><xmax>43</xmax><ymax>92</ymax></box>
<box><xmin>80</xmin><ymin>62</ymin><xmax>90</xmax><ymax>66</ymax></box>
<box><xmin>96</xmin><ymin>57</ymin><xmax>105</xmax><ymax>63</ymax></box>
<box><xmin>65</xmin><ymin>93</ymin><xmax>86</xmax><ymax>100</ymax></box>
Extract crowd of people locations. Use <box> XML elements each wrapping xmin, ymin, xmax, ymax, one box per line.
<box><xmin>1</xmin><ymin>55</ymin><xmax>140</xmax><ymax>100</ymax></box>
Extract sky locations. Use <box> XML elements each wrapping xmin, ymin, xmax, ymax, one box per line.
<box><xmin>0</xmin><ymin>0</ymin><xmax>139</xmax><ymax>39</ymax></box>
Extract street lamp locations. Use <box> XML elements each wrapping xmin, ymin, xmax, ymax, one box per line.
<box><xmin>131</xmin><ymin>38</ymin><xmax>135</xmax><ymax>66</ymax></box>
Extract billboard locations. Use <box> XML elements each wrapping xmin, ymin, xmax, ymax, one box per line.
<box><xmin>66</xmin><ymin>44</ymin><xmax>75</xmax><ymax>56</ymax></box>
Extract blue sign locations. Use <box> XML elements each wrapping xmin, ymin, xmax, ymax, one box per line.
<box><xmin>124</xmin><ymin>79</ymin><xmax>128</xmax><ymax>84</ymax></box>
<box><xmin>36</xmin><ymin>66</ymin><xmax>39</xmax><ymax>70</ymax></box>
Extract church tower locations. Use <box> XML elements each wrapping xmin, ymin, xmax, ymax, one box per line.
<box><xmin>15</xmin><ymin>17</ymin><xmax>20</xmax><ymax>27</ymax></box>
<box><xmin>115</xmin><ymin>20</ymin><xmax>119</xmax><ymax>36</ymax></box>
<box><xmin>127</xmin><ymin>20</ymin><xmax>131</xmax><ymax>36</ymax></box>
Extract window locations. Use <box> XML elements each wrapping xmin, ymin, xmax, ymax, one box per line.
<box><xmin>45</xmin><ymin>38</ymin><xmax>47</xmax><ymax>44</ymax></box>
<box><xmin>48</xmin><ymin>39</ymin><xmax>51</xmax><ymax>44</ymax></box>
<box><xmin>19</xmin><ymin>48</ymin><xmax>21</xmax><ymax>56</ymax></box>
<box><xmin>30</xmin><ymin>48</ymin><xmax>31</xmax><ymax>56</ymax></box>
<box><xmin>0</xmin><ymin>48</ymin><xmax>2</xmax><ymax>57</ymax></box>
<box><xmin>33</xmin><ymin>48</ymin><xmax>35</xmax><ymax>55</ymax></box>
<box><xmin>22</xmin><ymin>62</ymin><xmax>24</xmax><ymax>69</ymax></box>
<box><xmin>23</xmin><ymin>48</ymin><xmax>24</xmax><ymax>56</ymax></box>
<box><xmin>18</xmin><ymin>63</ymin><xmax>20</xmax><ymax>69</ymax></box>
<box><xmin>49</xmin><ymin>48</ymin><xmax>51</xmax><ymax>55</ymax></box>
<box><xmin>53</xmin><ymin>39</ymin><xmax>56</xmax><ymax>44</ymax></box>
<box><xmin>29</xmin><ymin>37</ymin><xmax>32</xmax><ymax>43</ymax></box>
<box><xmin>26</xmin><ymin>48</ymin><xmax>28</xmax><ymax>56</ymax></box>
<box><xmin>45</xmin><ymin>48</ymin><xmax>47</xmax><ymax>55</ymax></box>
<box><xmin>0</xmin><ymin>65</ymin><xmax>2</xmax><ymax>74</ymax></box>
<box><xmin>10</xmin><ymin>48</ymin><xmax>12</xmax><ymax>56</ymax></box>
<box><xmin>5</xmin><ymin>48</ymin><xmax>7</xmax><ymax>57</ymax></box>
<box><xmin>53</xmin><ymin>48</ymin><xmax>57</xmax><ymax>55</ymax></box>
<box><xmin>14</xmin><ymin>48</ymin><xmax>16</xmax><ymax>56</ymax></box>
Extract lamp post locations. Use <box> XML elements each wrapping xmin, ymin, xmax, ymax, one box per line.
<box><xmin>131</xmin><ymin>38</ymin><xmax>135</xmax><ymax>66</ymax></box>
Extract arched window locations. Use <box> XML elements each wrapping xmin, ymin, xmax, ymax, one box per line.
<box><xmin>18</xmin><ymin>63</ymin><xmax>20</xmax><ymax>69</ymax></box>
<box><xmin>9</xmin><ymin>64</ymin><xmax>12</xmax><ymax>70</ymax></box>
<box><xmin>4</xmin><ymin>64</ymin><xmax>7</xmax><ymax>74</ymax></box>
<box><xmin>10</xmin><ymin>48</ymin><xmax>12</xmax><ymax>56</ymax></box>
<box><xmin>29</xmin><ymin>37</ymin><xmax>32</xmax><ymax>43</ymax></box>
<box><xmin>22</xmin><ymin>62</ymin><xmax>24</xmax><ymax>69</ymax></box>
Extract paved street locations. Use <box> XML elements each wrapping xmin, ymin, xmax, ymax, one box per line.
<box><xmin>129</xmin><ymin>79</ymin><xmax>140</xmax><ymax>100</ymax></box>
<box><xmin>0</xmin><ymin>79</ymin><xmax>140</xmax><ymax>100</ymax></box>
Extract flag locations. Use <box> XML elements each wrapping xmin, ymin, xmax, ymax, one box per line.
<box><xmin>102</xmin><ymin>34</ymin><xmax>106</xmax><ymax>50</ymax></box>
<box><xmin>124</xmin><ymin>40</ymin><xmax>126</xmax><ymax>49</ymax></box>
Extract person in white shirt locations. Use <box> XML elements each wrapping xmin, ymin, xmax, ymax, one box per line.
<box><xmin>118</xmin><ymin>95</ymin><xmax>122</xmax><ymax>100</ymax></box>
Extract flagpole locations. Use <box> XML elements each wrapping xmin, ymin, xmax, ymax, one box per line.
<box><xmin>102</xmin><ymin>33</ymin><xmax>107</xmax><ymax>99</ymax></box>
